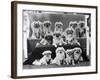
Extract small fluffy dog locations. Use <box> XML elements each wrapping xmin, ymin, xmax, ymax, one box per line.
<box><xmin>65</xmin><ymin>47</ymin><xmax>83</xmax><ymax>65</ymax></box>
<box><xmin>43</xmin><ymin>21</ymin><xmax>52</xmax><ymax>35</ymax></box>
<box><xmin>36</xmin><ymin>34</ymin><xmax>53</xmax><ymax>46</ymax></box>
<box><xmin>64</xmin><ymin>27</ymin><xmax>80</xmax><ymax>46</ymax></box>
<box><xmin>69</xmin><ymin>21</ymin><xmax>78</xmax><ymax>30</ymax></box>
<box><xmin>53</xmin><ymin>31</ymin><xmax>64</xmax><ymax>47</ymax></box>
<box><xmin>78</xmin><ymin>21</ymin><xmax>86</xmax><ymax>38</ymax></box>
<box><xmin>73</xmin><ymin>47</ymin><xmax>83</xmax><ymax>64</ymax></box>
<box><xmin>33</xmin><ymin>50</ymin><xmax>52</xmax><ymax>65</ymax></box>
<box><xmin>53</xmin><ymin>22</ymin><xmax>63</xmax><ymax>47</ymax></box>
<box><xmin>31</xmin><ymin>21</ymin><xmax>41</xmax><ymax>39</ymax></box>
<box><xmin>52</xmin><ymin>47</ymin><xmax>65</xmax><ymax>66</ymax></box>
<box><xmin>65</xmin><ymin>49</ymin><xmax>75</xmax><ymax>65</ymax></box>
<box><xmin>54</xmin><ymin>22</ymin><xmax>63</xmax><ymax>33</ymax></box>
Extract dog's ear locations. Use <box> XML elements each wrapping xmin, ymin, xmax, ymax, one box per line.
<box><xmin>73</xmin><ymin>47</ymin><xmax>82</xmax><ymax>54</ymax></box>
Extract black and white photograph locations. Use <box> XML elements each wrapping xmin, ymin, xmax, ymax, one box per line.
<box><xmin>23</xmin><ymin>10</ymin><xmax>91</xmax><ymax>68</ymax></box>
<box><xmin>11</xmin><ymin>1</ymin><xmax>97</xmax><ymax>78</ymax></box>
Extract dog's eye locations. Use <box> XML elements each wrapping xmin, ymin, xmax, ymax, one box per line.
<box><xmin>60</xmin><ymin>52</ymin><xmax>62</xmax><ymax>54</ymax></box>
<box><xmin>67</xmin><ymin>52</ymin><xmax>72</xmax><ymax>56</ymax></box>
<box><xmin>75</xmin><ymin>50</ymin><xmax>80</xmax><ymax>53</ymax></box>
<box><xmin>70</xmin><ymin>24</ymin><xmax>73</xmax><ymax>27</ymax></box>
<box><xmin>76</xmin><ymin>51</ymin><xmax>80</xmax><ymax>54</ymax></box>
<box><xmin>79</xmin><ymin>23</ymin><xmax>84</xmax><ymax>28</ymax></box>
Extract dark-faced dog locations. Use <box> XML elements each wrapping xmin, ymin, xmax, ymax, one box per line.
<box><xmin>43</xmin><ymin>21</ymin><xmax>52</xmax><ymax>35</ymax></box>
<box><xmin>65</xmin><ymin>47</ymin><xmax>83</xmax><ymax>65</ymax></box>
<box><xmin>53</xmin><ymin>31</ymin><xmax>64</xmax><ymax>47</ymax></box>
<box><xmin>54</xmin><ymin>22</ymin><xmax>63</xmax><ymax>33</ymax></box>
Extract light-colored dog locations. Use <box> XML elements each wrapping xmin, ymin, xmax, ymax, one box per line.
<box><xmin>31</xmin><ymin>21</ymin><xmax>41</xmax><ymax>39</ymax></box>
<box><xmin>73</xmin><ymin>47</ymin><xmax>83</xmax><ymax>64</ymax></box>
<box><xmin>69</xmin><ymin>21</ymin><xmax>78</xmax><ymax>30</ymax></box>
<box><xmin>43</xmin><ymin>21</ymin><xmax>52</xmax><ymax>35</ymax></box>
<box><xmin>64</xmin><ymin>27</ymin><xmax>80</xmax><ymax>45</ymax></box>
<box><xmin>52</xmin><ymin>47</ymin><xmax>65</xmax><ymax>66</ymax></box>
<box><xmin>33</xmin><ymin>50</ymin><xmax>52</xmax><ymax>65</ymax></box>
<box><xmin>53</xmin><ymin>31</ymin><xmax>64</xmax><ymax>47</ymax></box>
<box><xmin>78</xmin><ymin>21</ymin><xmax>86</xmax><ymax>38</ymax></box>
<box><xmin>53</xmin><ymin>22</ymin><xmax>64</xmax><ymax>47</ymax></box>
<box><xmin>54</xmin><ymin>22</ymin><xmax>63</xmax><ymax>33</ymax></box>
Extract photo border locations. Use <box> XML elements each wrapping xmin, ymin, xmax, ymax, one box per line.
<box><xmin>11</xmin><ymin>1</ymin><xmax>98</xmax><ymax>78</ymax></box>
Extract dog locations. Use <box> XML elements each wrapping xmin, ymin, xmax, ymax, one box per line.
<box><xmin>36</xmin><ymin>34</ymin><xmax>53</xmax><ymax>46</ymax></box>
<box><xmin>73</xmin><ymin>47</ymin><xmax>83</xmax><ymax>64</ymax></box>
<box><xmin>77</xmin><ymin>21</ymin><xmax>86</xmax><ymax>38</ymax></box>
<box><xmin>43</xmin><ymin>21</ymin><xmax>53</xmax><ymax>36</ymax></box>
<box><xmin>52</xmin><ymin>47</ymin><xmax>66</xmax><ymax>66</ymax></box>
<box><xmin>33</xmin><ymin>50</ymin><xmax>52</xmax><ymax>65</ymax></box>
<box><xmin>31</xmin><ymin>21</ymin><xmax>41</xmax><ymax>39</ymax></box>
<box><xmin>65</xmin><ymin>49</ymin><xmax>75</xmax><ymax>65</ymax></box>
<box><xmin>64</xmin><ymin>27</ymin><xmax>80</xmax><ymax>46</ymax></box>
<box><xmin>53</xmin><ymin>31</ymin><xmax>64</xmax><ymax>47</ymax></box>
<box><xmin>53</xmin><ymin>22</ymin><xmax>63</xmax><ymax>47</ymax></box>
<box><xmin>54</xmin><ymin>21</ymin><xmax>63</xmax><ymax>33</ymax></box>
<box><xmin>69</xmin><ymin>21</ymin><xmax>78</xmax><ymax>30</ymax></box>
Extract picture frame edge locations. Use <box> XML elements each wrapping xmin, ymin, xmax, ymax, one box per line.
<box><xmin>11</xmin><ymin>1</ymin><xmax>98</xmax><ymax>79</ymax></box>
<box><xmin>11</xmin><ymin>1</ymin><xmax>17</xmax><ymax>78</ymax></box>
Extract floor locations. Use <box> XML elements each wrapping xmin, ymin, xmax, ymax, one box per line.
<box><xmin>23</xmin><ymin>61</ymin><xmax>90</xmax><ymax>69</ymax></box>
